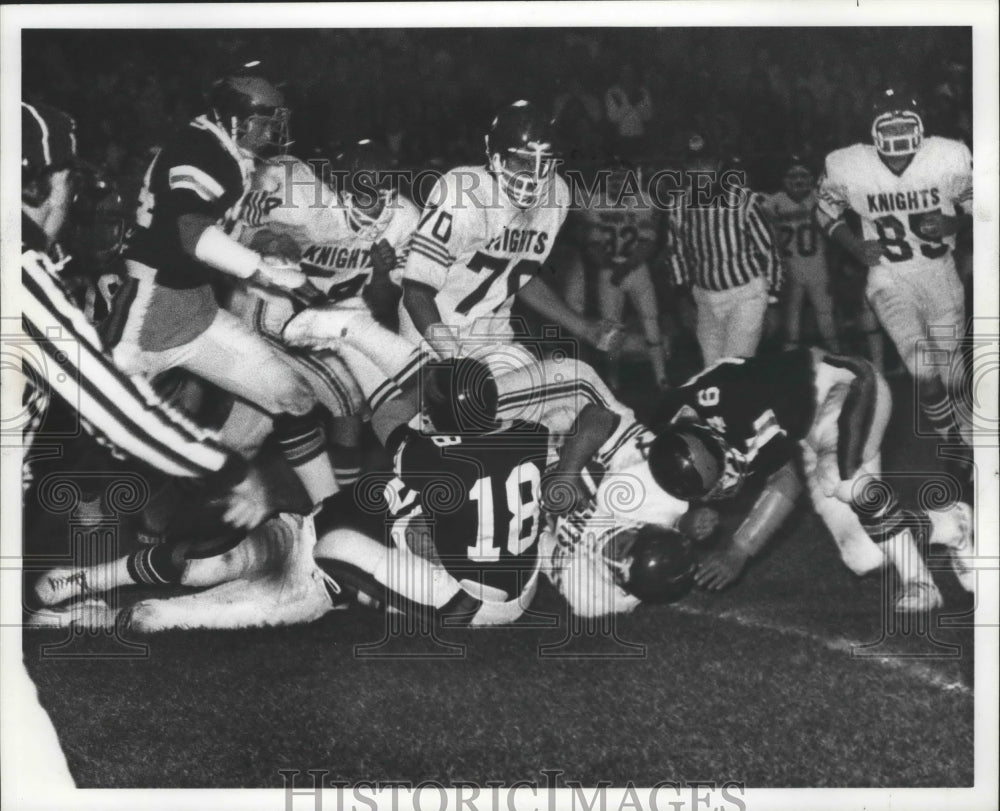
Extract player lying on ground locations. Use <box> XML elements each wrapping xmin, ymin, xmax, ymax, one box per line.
<box><xmin>286</xmin><ymin>300</ymin><xmax>700</xmax><ymax>620</ymax></box>
<box><xmin>645</xmin><ymin>348</ymin><xmax>975</xmax><ymax>612</ymax></box>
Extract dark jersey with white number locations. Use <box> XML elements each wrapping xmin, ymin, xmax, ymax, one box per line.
<box><xmin>653</xmin><ymin>349</ymin><xmax>818</xmax><ymax>481</ymax></box>
<box><xmin>384</xmin><ymin>420</ymin><xmax>550</xmax><ymax>595</ymax></box>
<box><xmin>125</xmin><ymin>116</ymin><xmax>250</xmax><ymax>289</ymax></box>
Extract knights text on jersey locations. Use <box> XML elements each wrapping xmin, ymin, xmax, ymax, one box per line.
<box><xmin>762</xmin><ymin>191</ymin><xmax>827</xmax><ymax>274</ymax></box>
<box><xmin>816</xmin><ymin>136</ymin><xmax>972</xmax><ymax>269</ymax></box>
<box><xmin>404</xmin><ymin>166</ymin><xmax>570</xmax><ymax>328</ymax></box>
<box><xmin>125</xmin><ymin>116</ymin><xmax>251</xmax><ymax>289</ymax></box>
<box><xmin>385</xmin><ymin>420</ymin><xmax>550</xmax><ymax>595</ymax></box>
<box><xmin>655</xmin><ymin>349</ymin><xmax>818</xmax><ymax>479</ymax></box>
<box><xmin>237</xmin><ymin>157</ymin><xmax>419</xmax><ymax>302</ymax></box>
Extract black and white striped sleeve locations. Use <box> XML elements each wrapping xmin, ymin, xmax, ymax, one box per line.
<box><xmin>20</xmin><ymin>251</ymin><xmax>245</xmax><ymax>484</ymax></box>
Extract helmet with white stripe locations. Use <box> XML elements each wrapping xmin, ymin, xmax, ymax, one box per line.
<box><xmin>485</xmin><ymin>100</ymin><xmax>557</xmax><ymax>209</ymax></box>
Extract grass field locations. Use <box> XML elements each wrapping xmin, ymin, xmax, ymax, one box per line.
<box><xmin>22</xmin><ymin>365</ymin><xmax>976</xmax><ymax>789</ymax></box>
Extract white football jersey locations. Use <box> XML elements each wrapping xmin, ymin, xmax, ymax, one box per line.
<box><xmin>236</xmin><ymin>156</ymin><xmax>419</xmax><ymax>302</ymax></box>
<box><xmin>762</xmin><ymin>190</ymin><xmax>827</xmax><ymax>275</ymax></box>
<box><xmin>403</xmin><ymin>166</ymin><xmax>570</xmax><ymax>332</ymax></box>
<box><xmin>816</xmin><ymin>136</ymin><xmax>972</xmax><ymax>270</ymax></box>
<box><xmin>582</xmin><ymin>188</ymin><xmax>659</xmax><ymax>267</ymax></box>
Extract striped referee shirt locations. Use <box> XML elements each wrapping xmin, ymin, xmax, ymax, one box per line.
<box><xmin>663</xmin><ymin>189</ymin><xmax>782</xmax><ymax>293</ymax></box>
<box><xmin>19</xmin><ymin>216</ymin><xmax>244</xmax><ymax>486</ymax></box>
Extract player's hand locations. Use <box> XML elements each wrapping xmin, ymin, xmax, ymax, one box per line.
<box><xmin>860</xmin><ymin>240</ymin><xmax>884</xmax><ymax>267</ymax></box>
<box><xmin>542</xmin><ymin>471</ymin><xmax>590</xmax><ymax>515</ymax></box>
<box><xmin>678</xmin><ymin>506</ymin><xmax>721</xmax><ymax>544</ymax></box>
<box><xmin>221</xmin><ymin>467</ymin><xmax>274</xmax><ymax>530</ymax></box>
<box><xmin>370</xmin><ymin>239</ymin><xmax>397</xmax><ymax>276</ymax></box>
<box><xmin>694</xmin><ymin>542</ymin><xmax>750</xmax><ymax>591</ymax></box>
<box><xmin>249</xmin><ymin>229</ymin><xmax>302</xmax><ymax>263</ymax></box>
<box><xmin>591</xmin><ymin>319</ymin><xmax>626</xmax><ymax>356</ymax></box>
<box><xmin>917</xmin><ymin>211</ymin><xmax>959</xmax><ymax>240</ymax></box>
<box><xmin>252</xmin><ymin>255</ymin><xmax>309</xmax><ymax>291</ymax></box>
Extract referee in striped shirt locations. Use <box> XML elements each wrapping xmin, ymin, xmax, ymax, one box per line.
<box><xmin>15</xmin><ymin>103</ymin><xmax>276</xmax><ymax>574</ymax></box>
<box><xmin>662</xmin><ymin>136</ymin><xmax>782</xmax><ymax>367</ymax></box>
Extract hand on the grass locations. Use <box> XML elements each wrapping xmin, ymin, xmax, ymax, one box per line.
<box><xmin>222</xmin><ymin>467</ymin><xmax>273</xmax><ymax>529</ymax></box>
<box><xmin>694</xmin><ymin>542</ymin><xmax>749</xmax><ymax>591</ymax></box>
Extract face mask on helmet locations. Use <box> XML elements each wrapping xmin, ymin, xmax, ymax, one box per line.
<box><xmin>67</xmin><ymin>169</ymin><xmax>126</xmax><ymax>267</ymax></box>
<box><xmin>209</xmin><ymin>75</ymin><xmax>291</xmax><ymax>158</ymax></box>
<box><xmin>422</xmin><ymin>358</ymin><xmax>499</xmax><ymax>435</ymax></box>
<box><xmin>489</xmin><ymin>145</ymin><xmax>555</xmax><ymax>209</ymax></box>
<box><xmin>647</xmin><ymin>422</ymin><xmax>747</xmax><ymax>502</ymax></box>
<box><xmin>872</xmin><ymin>110</ymin><xmax>924</xmax><ymax>158</ymax></box>
<box><xmin>607</xmin><ymin>524</ymin><xmax>696</xmax><ymax>603</ymax></box>
<box><xmin>344</xmin><ymin>189</ymin><xmax>393</xmax><ymax>241</ymax></box>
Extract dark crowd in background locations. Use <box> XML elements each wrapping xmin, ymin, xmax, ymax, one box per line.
<box><xmin>24</xmin><ymin>27</ymin><xmax>971</xmax><ymax>198</ymax></box>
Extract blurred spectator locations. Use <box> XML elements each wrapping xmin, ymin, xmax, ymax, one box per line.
<box><xmin>604</xmin><ymin>62</ymin><xmax>653</xmax><ymax>158</ymax></box>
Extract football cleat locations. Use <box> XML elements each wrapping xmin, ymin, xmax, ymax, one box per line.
<box><xmin>33</xmin><ymin>568</ymin><xmax>95</xmax><ymax>607</ymax></box>
<box><xmin>26</xmin><ymin>597</ymin><xmax>117</xmax><ymax>631</ymax></box>
<box><xmin>894</xmin><ymin>579</ymin><xmax>943</xmax><ymax>614</ymax></box>
<box><xmin>928</xmin><ymin>502</ymin><xmax>975</xmax><ymax>593</ymax></box>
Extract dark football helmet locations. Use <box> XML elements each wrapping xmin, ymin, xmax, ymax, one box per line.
<box><xmin>423</xmin><ymin>357</ymin><xmax>499</xmax><ymax>435</ymax></box>
<box><xmin>208</xmin><ymin>72</ymin><xmax>290</xmax><ymax>157</ymax></box>
<box><xmin>647</xmin><ymin>422</ymin><xmax>741</xmax><ymax>501</ymax></box>
<box><xmin>871</xmin><ymin>87</ymin><xmax>924</xmax><ymax>159</ymax></box>
<box><xmin>782</xmin><ymin>153</ymin><xmax>815</xmax><ymax>200</ymax></box>
<box><xmin>613</xmin><ymin>525</ymin><xmax>697</xmax><ymax>603</ymax></box>
<box><xmin>333</xmin><ymin>138</ymin><xmax>399</xmax><ymax>240</ymax></box>
<box><xmin>485</xmin><ymin>100</ymin><xmax>557</xmax><ymax>209</ymax></box>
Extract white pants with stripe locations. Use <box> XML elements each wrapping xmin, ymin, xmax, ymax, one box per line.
<box><xmin>866</xmin><ymin>258</ymin><xmax>965</xmax><ymax>381</ymax></box>
<box><xmin>692</xmin><ymin>275</ymin><xmax>769</xmax><ymax>367</ymax></box>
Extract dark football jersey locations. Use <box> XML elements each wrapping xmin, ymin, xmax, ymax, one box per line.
<box><xmin>653</xmin><ymin>349</ymin><xmax>818</xmax><ymax>480</ymax></box>
<box><xmin>384</xmin><ymin>420</ymin><xmax>551</xmax><ymax>595</ymax></box>
<box><xmin>125</xmin><ymin>117</ymin><xmax>250</xmax><ymax>289</ymax></box>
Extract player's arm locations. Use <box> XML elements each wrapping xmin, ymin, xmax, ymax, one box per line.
<box><xmin>815</xmin><ymin>161</ymin><xmax>882</xmax><ymax>269</ymax></box>
<box><xmin>543</xmin><ymin>404</ymin><xmax>621</xmax><ymax>513</ymax></box>
<box><xmin>921</xmin><ymin>144</ymin><xmax>974</xmax><ymax>240</ymax></box>
<box><xmin>402</xmin><ymin>176</ymin><xmax>468</xmax><ymax>357</ymax></box>
<box><xmin>167</xmin><ymin>152</ymin><xmax>307</xmax><ymax>292</ymax></box>
<box><xmin>516</xmin><ymin>274</ymin><xmax>613</xmax><ymax>350</ymax></box>
<box><xmin>747</xmin><ymin>193</ymin><xmax>782</xmax><ymax>296</ymax></box>
<box><xmin>694</xmin><ymin>460</ymin><xmax>802</xmax><ymax>591</ymax></box>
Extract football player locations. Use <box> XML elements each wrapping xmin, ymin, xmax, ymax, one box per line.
<box><xmin>645</xmin><ymin>349</ymin><xmax>975</xmax><ymax>612</ymax></box>
<box><xmin>312</xmin><ymin>357</ymin><xmax>552</xmax><ymax>627</ymax></box>
<box><xmin>581</xmin><ymin>166</ymin><xmax>669</xmax><ymax>390</ymax></box>
<box><xmin>816</xmin><ymin>88</ymin><xmax>973</xmax><ymax>450</ymax></box>
<box><xmin>762</xmin><ymin>155</ymin><xmax>840</xmax><ymax>352</ymax></box>
<box><xmin>230</xmin><ymin>138</ymin><xmax>420</xmax><ymax>486</ymax></box>
<box><xmin>285</xmin><ymin>300</ymin><xmax>697</xmax><ymax>619</ymax></box>
<box><xmin>104</xmin><ymin>69</ymin><xmax>339</xmax><ymax>509</ymax></box>
<box><xmin>400</xmin><ymin>100</ymin><xmax>623</xmax><ymax>365</ymax></box>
